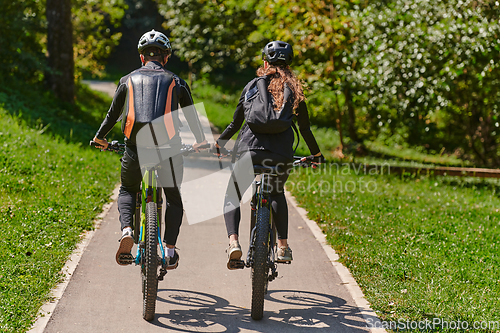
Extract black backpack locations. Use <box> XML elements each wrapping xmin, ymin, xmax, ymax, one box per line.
<box><xmin>243</xmin><ymin>76</ymin><xmax>295</xmax><ymax>134</ymax></box>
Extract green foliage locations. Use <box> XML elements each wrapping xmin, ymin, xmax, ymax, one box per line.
<box><xmin>154</xmin><ymin>0</ymin><xmax>500</xmax><ymax>166</ymax></box>
<box><xmin>294</xmin><ymin>125</ymin><xmax>341</xmax><ymax>160</ymax></box>
<box><xmin>4</xmin><ymin>0</ymin><xmax>500</xmax><ymax>166</ymax></box>
<box><xmin>251</xmin><ymin>0</ymin><xmax>361</xmax><ymax>131</ymax></box>
<box><xmin>254</xmin><ymin>0</ymin><xmax>356</xmax><ymax>87</ymax></box>
<box><xmin>345</xmin><ymin>0</ymin><xmax>500</xmax><ymax>166</ymax></box>
<box><xmin>156</xmin><ymin>0</ymin><xmax>359</xmax><ymax>146</ymax></box>
<box><xmin>289</xmin><ymin>165</ymin><xmax>500</xmax><ymax>330</ymax></box>
<box><xmin>0</xmin><ymin>0</ymin><xmax>46</xmax><ymax>83</ymax></box>
<box><xmin>191</xmin><ymin>78</ymin><xmax>240</xmax><ymax>132</ymax></box>
<box><xmin>157</xmin><ymin>0</ymin><xmax>259</xmax><ymax>77</ymax></box>
<box><xmin>0</xmin><ymin>0</ymin><xmax>125</xmax><ymax>84</ymax></box>
<box><xmin>72</xmin><ymin>0</ymin><xmax>127</xmax><ymax>79</ymax></box>
<box><xmin>305</xmin><ymin>90</ymin><xmax>340</xmax><ymax>126</ymax></box>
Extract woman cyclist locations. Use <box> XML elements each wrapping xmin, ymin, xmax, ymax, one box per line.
<box><xmin>215</xmin><ymin>40</ymin><xmax>325</xmax><ymax>269</ymax></box>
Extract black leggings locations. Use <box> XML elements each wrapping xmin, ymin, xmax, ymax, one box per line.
<box><xmin>117</xmin><ymin>147</ymin><xmax>184</xmax><ymax>246</ymax></box>
<box><xmin>223</xmin><ymin>150</ymin><xmax>293</xmax><ymax>240</ymax></box>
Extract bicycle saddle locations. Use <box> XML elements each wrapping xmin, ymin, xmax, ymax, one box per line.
<box><xmin>253</xmin><ymin>165</ymin><xmax>281</xmax><ymax>175</ymax></box>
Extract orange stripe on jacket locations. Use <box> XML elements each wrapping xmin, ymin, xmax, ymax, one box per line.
<box><xmin>124</xmin><ymin>78</ymin><xmax>135</xmax><ymax>139</ymax></box>
<box><xmin>164</xmin><ymin>80</ymin><xmax>177</xmax><ymax>139</ymax></box>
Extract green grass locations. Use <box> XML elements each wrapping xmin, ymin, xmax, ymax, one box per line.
<box><xmin>288</xmin><ymin>166</ymin><xmax>500</xmax><ymax>332</ymax></box>
<box><xmin>361</xmin><ymin>141</ymin><xmax>472</xmax><ymax>168</ymax></box>
<box><xmin>193</xmin><ymin>79</ymin><xmax>499</xmax><ymax>329</ymax></box>
<box><xmin>191</xmin><ymin>78</ymin><xmax>240</xmax><ymax>133</ymax></box>
<box><xmin>188</xmin><ymin>77</ymin><xmax>500</xmax><ymax>330</ymax></box>
<box><xmin>0</xmin><ymin>84</ymin><xmax>120</xmax><ymax>332</ymax></box>
<box><xmin>0</xmin><ymin>83</ymin><xmax>122</xmax><ymax>145</ymax></box>
<box><xmin>294</xmin><ymin>125</ymin><xmax>341</xmax><ymax>159</ymax></box>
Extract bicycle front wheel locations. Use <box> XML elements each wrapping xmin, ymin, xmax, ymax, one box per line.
<box><xmin>142</xmin><ymin>201</ymin><xmax>158</xmax><ymax>321</ymax></box>
<box><xmin>251</xmin><ymin>206</ymin><xmax>270</xmax><ymax>320</ymax></box>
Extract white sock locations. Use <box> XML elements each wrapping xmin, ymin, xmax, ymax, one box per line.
<box><xmin>167</xmin><ymin>247</ymin><xmax>175</xmax><ymax>257</ymax></box>
<box><xmin>122</xmin><ymin>227</ymin><xmax>132</xmax><ymax>235</ymax></box>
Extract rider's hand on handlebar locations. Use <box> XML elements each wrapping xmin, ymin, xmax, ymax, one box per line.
<box><xmin>93</xmin><ymin>137</ymin><xmax>109</xmax><ymax>150</ymax></box>
<box><xmin>192</xmin><ymin>140</ymin><xmax>209</xmax><ymax>152</ymax></box>
<box><xmin>301</xmin><ymin>153</ymin><xmax>326</xmax><ymax>164</ymax></box>
<box><xmin>210</xmin><ymin>143</ymin><xmax>229</xmax><ymax>157</ymax></box>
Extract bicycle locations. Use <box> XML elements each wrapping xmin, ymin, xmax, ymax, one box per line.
<box><xmin>226</xmin><ymin>153</ymin><xmax>316</xmax><ymax>320</ymax></box>
<box><xmin>91</xmin><ymin>140</ymin><xmax>208</xmax><ymax>321</ymax></box>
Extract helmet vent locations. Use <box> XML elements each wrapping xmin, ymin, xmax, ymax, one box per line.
<box><xmin>137</xmin><ymin>29</ymin><xmax>171</xmax><ymax>54</ymax></box>
<box><xmin>262</xmin><ymin>40</ymin><xmax>293</xmax><ymax>65</ymax></box>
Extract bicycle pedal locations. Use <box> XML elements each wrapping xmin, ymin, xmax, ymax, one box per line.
<box><xmin>118</xmin><ymin>253</ymin><xmax>134</xmax><ymax>265</ymax></box>
<box><xmin>158</xmin><ymin>268</ymin><xmax>167</xmax><ymax>281</ymax></box>
<box><xmin>268</xmin><ymin>271</ymin><xmax>278</xmax><ymax>282</ymax></box>
<box><xmin>276</xmin><ymin>260</ymin><xmax>291</xmax><ymax>264</ymax></box>
<box><xmin>228</xmin><ymin>259</ymin><xmax>245</xmax><ymax>269</ymax></box>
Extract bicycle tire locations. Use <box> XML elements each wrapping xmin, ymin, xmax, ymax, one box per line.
<box><xmin>250</xmin><ymin>195</ymin><xmax>257</xmax><ymax>231</ymax></box>
<box><xmin>251</xmin><ymin>206</ymin><xmax>270</xmax><ymax>320</ymax></box>
<box><xmin>142</xmin><ymin>201</ymin><xmax>158</xmax><ymax>321</ymax></box>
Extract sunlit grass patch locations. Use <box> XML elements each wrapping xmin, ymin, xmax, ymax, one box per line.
<box><xmin>0</xmin><ymin>86</ymin><xmax>119</xmax><ymax>333</ymax></box>
<box><xmin>288</xmin><ymin>165</ymin><xmax>500</xmax><ymax>331</ymax></box>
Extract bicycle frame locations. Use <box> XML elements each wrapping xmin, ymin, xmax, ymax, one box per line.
<box><xmin>221</xmin><ymin>153</ymin><xmax>315</xmax><ymax>320</ymax></box>
<box><xmin>247</xmin><ymin>173</ymin><xmax>278</xmax><ymax>278</ymax></box>
<box><xmin>134</xmin><ymin>167</ymin><xmax>167</xmax><ymax>269</ymax></box>
<box><xmin>91</xmin><ymin>141</ymin><xmax>206</xmax><ymax>272</ymax></box>
<box><xmin>91</xmin><ymin>140</ymin><xmax>209</xmax><ymax>321</ymax></box>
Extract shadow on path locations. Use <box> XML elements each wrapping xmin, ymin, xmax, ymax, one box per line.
<box><xmin>150</xmin><ymin>289</ymin><xmax>373</xmax><ymax>333</ymax></box>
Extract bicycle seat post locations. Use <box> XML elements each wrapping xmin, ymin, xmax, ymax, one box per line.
<box><xmin>253</xmin><ymin>165</ymin><xmax>280</xmax><ymax>196</ymax></box>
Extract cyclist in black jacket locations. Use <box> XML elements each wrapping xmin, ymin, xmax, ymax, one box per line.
<box><xmin>215</xmin><ymin>41</ymin><xmax>325</xmax><ymax>269</ymax></box>
<box><xmin>93</xmin><ymin>30</ymin><xmax>207</xmax><ymax>268</ymax></box>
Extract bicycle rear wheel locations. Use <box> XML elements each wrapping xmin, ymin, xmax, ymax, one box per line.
<box><xmin>251</xmin><ymin>206</ymin><xmax>270</xmax><ymax>320</ymax></box>
<box><xmin>142</xmin><ymin>201</ymin><xmax>158</xmax><ymax>321</ymax></box>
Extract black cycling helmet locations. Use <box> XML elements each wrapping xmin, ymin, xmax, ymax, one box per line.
<box><xmin>262</xmin><ymin>41</ymin><xmax>293</xmax><ymax>66</ymax></box>
<box><xmin>137</xmin><ymin>29</ymin><xmax>172</xmax><ymax>55</ymax></box>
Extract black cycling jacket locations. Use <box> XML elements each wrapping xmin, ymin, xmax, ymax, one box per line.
<box><xmin>95</xmin><ymin>61</ymin><xmax>205</xmax><ymax>146</ymax></box>
<box><xmin>217</xmin><ymin>77</ymin><xmax>321</xmax><ymax>160</ymax></box>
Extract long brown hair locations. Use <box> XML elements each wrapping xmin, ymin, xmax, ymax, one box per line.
<box><xmin>256</xmin><ymin>64</ymin><xmax>304</xmax><ymax>112</ymax></box>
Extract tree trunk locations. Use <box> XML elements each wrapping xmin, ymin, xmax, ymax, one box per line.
<box><xmin>46</xmin><ymin>0</ymin><xmax>74</xmax><ymax>103</ymax></box>
<box><xmin>335</xmin><ymin>96</ymin><xmax>344</xmax><ymax>149</ymax></box>
<box><xmin>343</xmin><ymin>86</ymin><xmax>359</xmax><ymax>142</ymax></box>
<box><xmin>188</xmin><ymin>60</ymin><xmax>193</xmax><ymax>87</ymax></box>
<box><xmin>334</xmin><ymin>91</ymin><xmax>345</xmax><ymax>160</ymax></box>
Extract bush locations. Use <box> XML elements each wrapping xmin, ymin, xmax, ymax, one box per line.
<box><xmin>344</xmin><ymin>0</ymin><xmax>500</xmax><ymax>166</ymax></box>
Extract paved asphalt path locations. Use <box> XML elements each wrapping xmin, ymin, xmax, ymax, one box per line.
<box><xmin>32</xmin><ymin>81</ymin><xmax>383</xmax><ymax>333</ymax></box>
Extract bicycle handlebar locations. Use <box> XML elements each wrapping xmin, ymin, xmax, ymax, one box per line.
<box><xmin>214</xmin><ymin>149</ymin><xmax>318</xmax><ymax>169</ymax></box>
<box><xmin>292</xmin><ymin>156</ymin><xmax>319</xmax><ymax>169</ymax></box>
<box><xmin>180</xmin><ymin>143</ymin><xmax>211</xmax><ymax>155</ymax></box>
<box><xmin>90</xmin><ymin>140</ymin><xmax>321</xmax><ymax>169</ymax></box>
<box><xmin>90</xmin><ymin>140</ymin><xmax>125</xmax><ymax>153</ymax></box>
<box><xmin>90</xmin><ymin>140</ymin><xmax>211</xmax><ymax>156</ymax></box>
